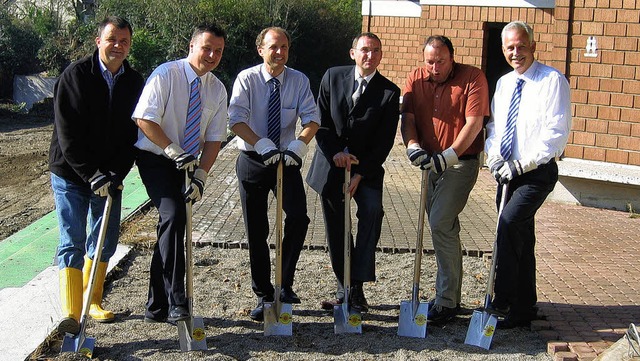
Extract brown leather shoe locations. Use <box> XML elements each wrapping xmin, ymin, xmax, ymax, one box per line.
<box><xmin>320</xmin><ymin>298</ymin><xmax>343</xmax><ymax>310</ymax></box>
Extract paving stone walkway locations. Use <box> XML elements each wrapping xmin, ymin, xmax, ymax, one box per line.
<box><xmin>190</xmin><ymin>130</ymin><xmax>640</xmax><ymax>361</ymax></box>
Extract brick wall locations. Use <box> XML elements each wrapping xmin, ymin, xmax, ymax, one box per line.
<box><xmin>366</xmin><ymin>1</ymin><xmax>640</xmax><ymax>166</ymax></box>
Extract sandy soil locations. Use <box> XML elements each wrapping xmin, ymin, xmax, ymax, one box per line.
<box><xmin>0</xmin><ymin>112</ymin><xmax>55</xmax><ymax>240</ymax></box>
<box><xmin>0</xmin><ymin>112</ymin><xmax>551</xmax><ymax>361</ymax></box>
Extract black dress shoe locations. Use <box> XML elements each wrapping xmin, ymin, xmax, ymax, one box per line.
<box><xmin>250</xmin><ymin>304</ymin><xmax>264</xmax><ymax>321</ymax></box>
<box><xmin>144</xmin><ymin>316</ymin><xmax>168</xmax><ymax>324</ymax></box>
<box><xmin>485</xmin><ymin>302</ymin><xmax>510</xmax><ymax>318</ymax></box>
<box><xmin>280</xmin><ymin>287</ymin><xmax>301</xmax><ymax>304</ymax></box>
<box><xmin>349</xmin><ymin>284</ymin><xmax>369</xmax><ymax>313</ymax></box>
<box><xmin>249</xmin><ymin>296</ymin><xmax>274</xmax><ymax>322</ymax></box>
<box><xmin>427</xmin><ymin>300</ymin><xmax>460</xmax><ymax>324</ymax></box>
<box><xmin>167</xmin><ymin>306</ymin><xmax>190</xmax><ymax>322</ymax></box>
<box><xmin>497</xmin><ymin>317</ymin><xmax>531</xmax><ymax>329</ymax></box>
<box><xmin>320</xmin><ymin>298</ymin><xmax>343</xmax><ymax>310</ymax></box>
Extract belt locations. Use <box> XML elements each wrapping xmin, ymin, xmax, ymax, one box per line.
<box><xmin>459</xmin><ymin>153</ymin><xmax>479</xmax><ymax>160</ymax></box>
<box><xmin>241</xmin><ymin>150</ymin><xmax>264</xmax><ymax>161</ymax></box>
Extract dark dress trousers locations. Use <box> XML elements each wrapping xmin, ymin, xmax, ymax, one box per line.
<box><xmin>306</xmin><ymin>66</ymin><xmax>400</xmax><ymax>287</ymax></box>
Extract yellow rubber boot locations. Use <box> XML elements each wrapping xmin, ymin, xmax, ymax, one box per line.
<box><xmin>83</xmin><ymin>257</ymin><xmax>115</xmax><ymax>323</ymax></box>
<box><xmin>58</xmin><ymin>268</ymin><xmax>82</xmax><ymax>335</ymax></box>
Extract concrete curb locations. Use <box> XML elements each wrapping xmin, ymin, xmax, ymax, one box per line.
<box><xmin>0</xmin><ymin>245</ymin><xmax>131</xmax><ymax>360</ymax></box>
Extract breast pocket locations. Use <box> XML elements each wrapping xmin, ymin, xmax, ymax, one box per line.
<box><xmin>281</xmin><ymin>108</ymin><xmax>298</xmax><ymax>130</ymax></box>
<box><xmin>199</xmin><ymin>107</ymin><xmax>216</xmax><ymax>137</ymax></box>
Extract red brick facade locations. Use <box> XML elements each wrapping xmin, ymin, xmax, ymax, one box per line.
<box><xmin>364</xmin><ymin>1</ymin><xmax>640</xmax><ymax>166</ymax></box>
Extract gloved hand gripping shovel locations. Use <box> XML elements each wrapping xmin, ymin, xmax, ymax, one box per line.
<box><xmin>398</xmin><ymin>169</ymin><xmax>429</xmax><ymax>338</ymax></box>
<box><xmin>263</xmin><ymin>160</ymin><xmax>293</xmax><ymax>336</ymax></box>
<box><xmin>334</xmin><ymin>159</ymin><xmax>362</xmax><ymax>334</ymax></box>
<box><xmin>464</xmin><ymin>183</ymin><xmax>509</xmax><ymax>350</ymax></box>
<box><xmin>177</xmin><ymin>171</ymin><xmax>207</xmax><ymax>351</ymax></box>
<box><xmin>61</xmin><ymin>194</ymin><xmax>113</xmax><ymax>358</ymax></box>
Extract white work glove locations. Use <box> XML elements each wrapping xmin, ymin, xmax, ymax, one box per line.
<box><xmin>406</xmin><ymin>143</ymin><xmax>429</xmax><ymax>167</ymax></box>
<box><xmin>164</xmin><ymin>143</ymin><xmax>198</xmax><ymax>172</ymax></box>
<box><xmin>254</xmin><ymin>138</ymin><xmax>281</xmax><ymax>166</ymax></box>
<box><xmin>283</xmin><ymin>139</ymin><xmax>308</xmax><ymax>168</ymax></box>
<box><xmin>487</xmin><ymin>155</ymin><xmax>506</xmax><ymax>179</ymax></box>
<box><xmin>425</xmin><ymin>147</ymin><xmax>458</xmax><ymax>173</ymax></box>
<box><xmin>495</xmin><ymin>159</ymin><xmax>538</xmax><ymax>185</ymax></box>
<box><xmin>184</xmin><ymin>168</ymin><xmax>207</xmax><ymax>204</ymax></box>
<box><xmin>89</xmin><ymin>170</ymin><xmax>115</xmax><ymax>197</ymax></box>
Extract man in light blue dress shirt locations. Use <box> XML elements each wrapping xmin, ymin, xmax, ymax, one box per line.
<box><xmin>228</xmin><ymin>27</ymin><xmax>319</xmax><ymax>322</ymax></box>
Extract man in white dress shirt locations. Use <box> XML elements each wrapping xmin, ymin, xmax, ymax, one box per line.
<box><xmin>484</xmin><ymin>21</ymin><xmax>571</xmax><ymax>329</ymax></box>
<box><xmin>133</xmin><ymin>23</ymin><xmax>228</xmax><ymax>324</ymax></box>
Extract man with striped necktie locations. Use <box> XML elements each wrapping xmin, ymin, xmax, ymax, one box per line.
<box><xmin>484</xmin><ymin>21</ymin><xmax>571</xmax><ymax>329</ymax></box>
<box><xmin>228</xmin><ymin>27</ymin><xmax>319</xmax><ymax>322</ymax></box>
<box><xmin>132</xmin><ymin>23</ymin><xmax>228</xmax><ymax>324</ymax></box>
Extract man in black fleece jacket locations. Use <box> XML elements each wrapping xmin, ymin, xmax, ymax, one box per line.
<box><xmin>49</xmin><ymin>16</ymin><xmax>143</xmax><ymax>335</ymax></box>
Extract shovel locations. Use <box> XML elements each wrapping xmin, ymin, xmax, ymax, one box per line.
<box><xmin>61</xmin><ymin>193</ymin><xmax>113</xmax><ymax>358</ymax></box>
<box><xmin>263</xmin><ymin>160</ymin><xmax>293</xmax><ymax>336</ymax></box>
<box><xmin>177</xmin><ymin>171</ymin><xmax>207</xmax><ymax>351</ymax></box>
<box><xmin>398</xmin><ymin>169</ymin><xmax>429</xmax><ymax>338</ymax></box>
<box><xmin>334</xmin><ymin>158</ymin><xmax>362</xmax><ymax>334</ymax></box>
<box><xmin>464</xmin><ymin>183</ymin><xmax>509</xmax><ymax>350</ymax></box>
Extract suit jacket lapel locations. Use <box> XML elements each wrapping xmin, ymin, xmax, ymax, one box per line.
<box><xmin>343</xmin><ymin>69</ymin><xmax>356</xmax><ymax>110</ymax></box>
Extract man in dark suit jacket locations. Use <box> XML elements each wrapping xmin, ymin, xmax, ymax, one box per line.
<box><xmin>306</xmin><ymin>32</ymin><xmax>400</xmax><ymax>312</ymax></box>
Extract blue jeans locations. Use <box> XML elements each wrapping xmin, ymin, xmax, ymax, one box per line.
<box><xmin>51</xmin><ymin>173</ymin><xmax>122</xmax><ymax>270</ymax></box>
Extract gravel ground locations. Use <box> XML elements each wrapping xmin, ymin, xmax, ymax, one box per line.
<box><xmin>31</xmin><ymin>209</ymin><xmax>552</xmax><ymax>361</ymax></box>
<box><xmin>0</xmin><ymin>111</ymin><xmax>550</xmax><ymax>361</ymax></box>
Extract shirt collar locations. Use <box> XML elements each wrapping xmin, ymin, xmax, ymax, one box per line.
<box><xmin>518</xmin><ymin>60</ymin><xmax>540</xmax><ymax>83</ymax></box>
<box><xmin>261</xmin><ymin>65</ymin><xmax>285</xmax><ymax>84</ymax></box>
<box><xmin>354</xmin><ymin>68</ymin><xmax>376</xmax><ymax>84</ymax></box>
<box><xmin>98</xmin><ymin>58</ymin><xmax>124</xmax><ymax>77</ymax></box>
<box><xmin>183</xmin><ymin>59</ymin><xmax>200</xmax><ymax>84</ymax></box>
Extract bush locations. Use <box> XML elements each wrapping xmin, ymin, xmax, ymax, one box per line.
<box><xmin>0</xmin><ymin>8</ymin><xmax>42</xmax><ymax>97</ymax></box>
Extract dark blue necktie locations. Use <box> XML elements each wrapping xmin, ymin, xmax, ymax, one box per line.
<box><xmin>267</xmin><ymin>78</ymin><xmax>281</xmax><ymax>148</ymax></box>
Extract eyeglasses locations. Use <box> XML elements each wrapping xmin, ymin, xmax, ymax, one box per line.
<box><xmin>354</xmin><ymin>47</ymin><xmax>381</xmax><ymax>55</ymax></box>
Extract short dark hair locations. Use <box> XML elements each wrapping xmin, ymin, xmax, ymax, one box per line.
<box><xmin>191</xmin><ymin>23</ymin><xmax>227</xmax><ymax>42</ymax></box>
<box><xmin>351</xmin><ymin>32</ymin><xmax>382</xmax><ymax>49</ymax></box>
<box><xmin>424</xmin><ymin>35</ymin><xmax>454</xmax><ymax>57</ymax></box>
<box><xmin>97</xmin><ymin>16</ymin><xmax>132</xmax><ymax>38</ymax></box>
<box><xmin>255</xmin><ymin>27</ymin><xmax>291</xmax><ymax>48</ymax></box>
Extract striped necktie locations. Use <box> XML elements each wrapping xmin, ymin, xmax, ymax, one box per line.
<box><xmin>499</xmin><ymin>78</ymin><xmax>525</xmax><ymax>160</ymax></box>
<box><xmin>183</xmin><ymin>77</ymin><xmax>202</xmax><ymax>156</ymax></box>
<box><xmin>267</xmin><ymin>78</ymin><xmax>281</xmax><ymax>148</ymax></box>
